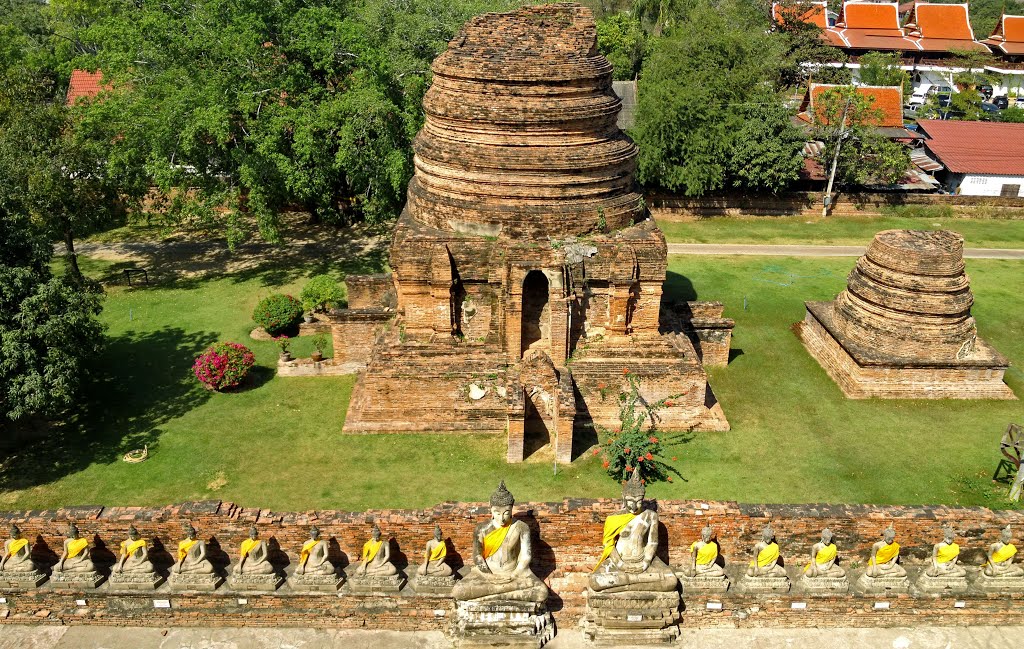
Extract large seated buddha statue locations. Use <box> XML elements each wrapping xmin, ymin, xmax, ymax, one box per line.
<box><xmin>858</xmin><ymin>524</ymin><xmax>909</xmax><ymax>593</ymax></box>
<box><xmin>918</xmin><ymin>524</ymin><xmax>968</xmax><ymax>593</ymax></box>
<box><xmin>348</xmin><ymin>523</ymin><xmax>402</xmax><ymax>592</ymax></box>
<box><xmin>289</xmin><ymin>525</ymin><xmax>342</xmax><ymax>592</ymax></box>
<box><xmin>412</xmin><ymin>524</ymin><xmax>456</xmax><ymax>595</ymax></box>
<box><xmin>228</xmin><ymin>526</ymin><xmax>282</xmax><ymax>592</ymax></box>
<box><xmin>741</xmin><ymin>525</ymin><xmax>790</xmax><ymax>593</ymax></box>
<box><xmin>979</xmin><ymin>525</ymin><xmax>1024</xmax><ymax>592</ymax></box>
<box><xmin>589</xmin><ymin>470</ymin><xmax>678</xmax><ymax>593</ymax></box>
<box><xmin>0</xmin><ymin>524</ymin><xmax>46</xmax><ymax>588</ymax></box>
<box><xmin>51</xmin><ymin>523</ymin><xmax>102</xmax><ymax>587</ymax></box>
<box><xmin>168</xmin><ymin>523</ymin><xmax>221</xmax><ymax>591</ymax></box>
<box><xmin>110</xmin><ymin>525</ymin><xmax>163</xmax><ymax>589</ymax></box>
<box><xmin>800</xmin><ymin>527</ymin><xmax>848</xmax><ymax>593</ymax></box>
<box><xmin>452</xmin><ymin>481</ymin><xmax>548</xmax><ymax>604</ymax></box>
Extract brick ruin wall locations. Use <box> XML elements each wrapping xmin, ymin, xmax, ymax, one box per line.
<box><xmin>4</xmin><ymin>499</ymin><xmax>1024</xmax><ymax>629</ymax></box>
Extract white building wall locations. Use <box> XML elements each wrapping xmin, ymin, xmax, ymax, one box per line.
<box><xmin>952</xmin><ymin>173</ymin><xmax>1024</xmax><ymax>197</ymax></box>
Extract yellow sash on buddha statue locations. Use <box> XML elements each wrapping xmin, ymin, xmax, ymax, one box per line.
<box><xmin>690</xmin><ymin>540</ymin><xmax>718</xmax><ymax>566</ymax></box>
<box><xmin>992</xmin><ymin>543</ymin><xmax>1018</xmax><ymax>564</ymax></box>
<box><xmin>178</xmin><ymin>539</ymin><xmax>198</xmax><ymax>561</ymax></box>
<box><xmin>240</xmin><ymin>538</ymin><xmax>260</xmax><ymax>559</ymax></box>
<box><xmin>428</xmin><ymin>542</ymin><xmax>447</xmax><ymax>562</ymax></box>
<box><xmin>871</xmin><ymin>542</ymin><xmax>900</xmax><ymax>566</ymax></box>
<box><xmin>299</xmin><ymin>539</ymin><xmax>319</xmax><ymax>566</ymax></box>
<box><xmin>804</xmin><ymin>543</ymin><xmax>837</xmax><ymax>572</ymax></box>
<box><xmin>750</xmin><ymin>542</ymin><xmax>779</xmax><ymax>568</ymax></box>
<box><xmin>482</xmin><ymin>524</ymin><xmax>511</xmax><ymax>560</ymax></box>
<box><xmin>936</xmin><ymin>542</ymin><xmax>959</xmax><ymax>564</ymax></box>
<box><xmin>66</xmin><ymin>538</ymin><xmax>88</xmax><ymax>559</ymax></box>
<box><xmin>120</xmin><ymin>539</ymin><xmax>147</xmax><ymax>557</ymax></box>
<box><xmin>362</xmin><ymin>539</ymin><xmax>383</xmax><ymax>563</ymax></box>
<box><xmin>7</xmin><ymin>539</ymin><xmax>28</xmax><ymax>556</ymax></box>
<box><xmin>593</xmin><ymin>513</ymin><xmax>635</xmax><ymax>571</ymax></box>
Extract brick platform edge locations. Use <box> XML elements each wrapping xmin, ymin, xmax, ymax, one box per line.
<box><xmin>2</xmin><ymin>499</ymin><xmax>1024</xmax><ymax>629</ymax></box>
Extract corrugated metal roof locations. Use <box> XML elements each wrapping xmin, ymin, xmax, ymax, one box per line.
<box><xmin>918</xmin><ymin>119</ymin><xmax>1024</xmax><ymax>175</ymax></box>
<box><xmin>910</xmin><ymin>148</ymin><xmax>943</xmax><ymax>172</ymax></box>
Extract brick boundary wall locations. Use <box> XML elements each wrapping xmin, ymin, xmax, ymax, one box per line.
<box><xmin>2</xmin><ymin>499</ymin><xmax>1024</xmax><ymax>629</ymax></box>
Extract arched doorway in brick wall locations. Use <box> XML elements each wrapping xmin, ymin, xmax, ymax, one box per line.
<box><xmin>521</xmin><ymin>270</ymin><xmax>550</xmax><ymax>358</ymax></box>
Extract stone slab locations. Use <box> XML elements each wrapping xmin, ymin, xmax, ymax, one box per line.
<box><xmin>856</xmin><ymin>573</ymin><xmax>910</xmax><ymax>594</ymax></box>
<box><xmin>916</xmin><ymin>572</ymin><xmax>969</xmax><ymax>595</ymax></box>
<box><xmin>455</xmin><ymin>600</ymin><xmax>553</xmax><ymax>648</ymax></box>
<box><xmin>678</xmin><ymin>573</ymin><xmax>730</xmax><ymax>594</ymax></box>
<box><xmin>167</xmin><ymin>572</ymin><xmax>223</xmax><ymax>592</ymax></box>
<box><xmin>0</xmin><ymin>572</ymin><xmax>48</xmax><ymax>589</ymax></box>
<box><xmin>976</xmin><ymin>573</ymin><xmax>1024</xmax><ymax>593</ymax></box>
<box><xmin>739</xmin><ymin>575</ymin><xmax>791</xmax><ymax>594</ymax></box>
<box><xmin>227</xmin><ymin>573</ymin><xmax>284</xmax><ymax>592</ymax></box>
<box><xmin>48</xmin><ymin>572</ymin><xmax>104</xmax><ymax>589</ymax></box>
<box><xmin>410</xmin><ymin>574</ymin><xmax>456</xmax><ymax>595</ymax></box>
<box><xmin>288</xmin><ymin>573</ymin><xmax>343</xmax><ymax>592</ymax></box>
<box><xmin>799</xmin><ymin>574</ymin><xmax>850</xmax><ymax>595</ymax></box>
<box><xmin>347</xmin><ymin>574</ymin><xmax>403</xmax><ymax>594</ymax></box>
<box><xmin>108</xmin><ymin>572</ymin><xmax>165</xmax><ymax>591</ymax></box>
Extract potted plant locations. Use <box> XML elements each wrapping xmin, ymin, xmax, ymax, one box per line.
<box><xmin>302</xmin><ymin>299</ymin><xmax>315</xmax><ymax>324</ymax></box>
<box><xmin>311</xmin><ymin>334</ymin><xmax>329</xmax><ymax>363</ymax></box>
<box><xmin>275</xmin><ymin>335</ymin><xmax>292</xmax><ymax>362</ymax></box>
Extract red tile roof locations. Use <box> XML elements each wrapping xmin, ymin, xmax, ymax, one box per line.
<box><xmin>801</xmin><ymin>84</ymin><xmax>905</xmax><ymax>128</ymax></box>
<box><xmin>772</xmin><ymin>1</ymin><xmax>829</xmax><ymax>29</ymax></box>
<box><xmin>918</xmin><ymin>120</ymin><xmax>1024</xmax><ymax>175</ymax></box>
<box><xmin>66</xmin><ymin>70</ymin><xmax>107</xmax><ymax>105</ymax></box>
<box><xmin>984</xmin><ymin>15</ymin><xmax>1024</xmax><ymax>55</ymax></box>
<box><xmin>903</xmin><ymin>3</ymin><xmax>989</xmax><ymax>52</ymax></box>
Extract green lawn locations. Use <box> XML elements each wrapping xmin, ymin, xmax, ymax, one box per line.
<box><xmin>658</xmin><ymin>213</ymin><xmax>1024</xmax><ymax>248</ymax></box>
<box><xmin>1</xmin><ymin>254</ymin><xmax>1021</xmax><ymax>511</ymax></box>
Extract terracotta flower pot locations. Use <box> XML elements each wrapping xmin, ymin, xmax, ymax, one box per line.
<box><xmin>311</xmin><ymin>351</ymin><xmax>324</xmax><ymax>362</ymax></box>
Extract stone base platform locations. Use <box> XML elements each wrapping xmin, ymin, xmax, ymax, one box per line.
<box><xmin>856</xmin><ymin>573</ymin><xmax>910</xmax><ymax>594</ymax></box>
<box><xmin>798</xmin><ymin>305</ymin><xmax>1015</xmax><ymax>400</ymax></box>
<box><xmin>288</xmin><ymin>572</ymin><xmax>343</xmax><ymax>592</ymax></box>
<box><xmin>454</xmin><ymin>599</ymin><xmax>553</xmax><ymax>648</ymax></box>
<box><xmin>167</xmin><ymin>572</ymin><xmax>224</xmax><ymax>592</ymax></box>
<box><xmin>799</xmin><ymin>574</ymin><xmax>850</xmax><ymax>595</ymax></box>
<box><xmin>0</xmin><ymin>571</ymin><xmax>48</xmax><ymax>589</ymax></box>
<box><xmin>678</xmin><ymin>573</ymin><xmax>730</xmax><ymax>594</ymax></box>
<box><xmin>976</xmin><ymin>572</ymin><xmax>1024</xmax><ymax>593</ymax></box>
<box><xmin>916</xmin><ymin>572</ymin><xmax>969</xmax><ymax>595</ymax></box>
<box><xmin>411</xmin><ymin>574</ymin><xmax>457</xmax><ymax>595</ymax></box>
<box><xmin>739</xmin><ymin>575</ymin><xmax>791</xmax><ymax>594</ymax></box>
<box><xmin>582</xmin><ymin>589</ymin><xmax>681</xmax><ymax>646</ymax></box>
<box><xmin>49</xmin><ymin>571</ymin><xmax>104</xmax><ymax>589</ymax></box>
<box><xmin>347</xmin><ymin>574</ymin><xmax>404</xmax><ymax>594</ymax></box>
<box><xmin>108</xmin><ymin>572</ymin><xmax>165</xmax><ymax>591</ymax></box>
<box><xmin>228</xmin><ymin>572</ymin><xmax>284</xmax><ymax>592</ymax></box>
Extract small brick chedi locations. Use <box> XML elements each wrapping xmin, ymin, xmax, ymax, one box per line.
<box><xmin>799</xmin><ymin>229</ymin><xmax>1013</xmax><ymax>399</ymax></box>
<box><xmin>334</xmin><ymin>4</ymin><xmax>731</xmax><ymax>461</ymax></box>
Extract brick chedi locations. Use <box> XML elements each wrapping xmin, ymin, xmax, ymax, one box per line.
<box><xmin>334</xmin><ymin>3</ymin><xmax>731</xmax><ymax>462</ymax></box>
<box><xmin>799</xmin><ymin>229</ymin><xmax>1013</xmax><ymax>399</ymax></box>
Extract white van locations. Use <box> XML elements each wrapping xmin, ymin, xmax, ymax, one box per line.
<box><xmin>908</xmin><ymin>84</ymin><xmax>955</xmax><ymax>107</ymax></box>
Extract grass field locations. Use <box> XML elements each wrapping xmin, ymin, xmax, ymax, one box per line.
<box><xmin>1</xmin><ymin>253</ymin><xmax>1021</xmax><ymax>512</ymax></box>
<box><xmin>658</xmin><ymin>214</ymin><xmax>1024</xmax><ymax>248</ymax></box>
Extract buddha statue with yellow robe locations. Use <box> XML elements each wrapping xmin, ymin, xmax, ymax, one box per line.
<box><xmin>296</xmin><ymin>526</ymin><xmax>335</xmax><ymax>577</ymax></box>
<box><xmin>0</xmin><ymin>524</ymin><xmax>39</xmax><ymax>574</ymax></box>
<box><xmin>173</xmin><ymin>523</ymin><xmax>215</xmax><ymax>575</ymax></box>
<box><xmin>804</xmin><ymin>528</ymin><xmax>845</xmax><ymax>579</ymax></box>
<box><xmin>865</xmin><ymin>525</ymin><xmax>905</xmax><ymax>579</ymax></box>
<box><xmin>54</xmin><ymin>523</ymin><xmax>95</xmax><ymax>574</ymax></box>
<box><xmin>984</xmin><ymin>525</ymin><xmax>1023</xmax><ymax>579</ymax></box>
<box><xmin>417</xmin><ymin>524</ymin><xmax>452</xmax><ymax>578</ymax></box>
<box><xmin>682</xmin><ymin>525</ymin><xmax>726</xmax><ymax>579</ymax></box>
<box><xmin>589</xmin><ymin>470</ymin><xmax>678</xmax><ymax>593</ymax></box>
<box><xmin>452</xmin><ymin>481</ymin><xmax>548</xmax><ymax>604</ymax></box>
<box><xmin>233</xmin><ymin>526</ymin><xmax>276</xmax><ymax>576</ymax></box>
<box><xmin>925</xmin><ymin>525</ymin><xmax>966</xmax><ymax>579</ymax></box>
<box><xmin>114</xmin><ymin>526</ymin><xmax>156</xmax><ymax>575</ymax></box>
<box><xmin>354</xmin><ymin>525</ymin><xmax>398</xmax><ymax>577</ymax></box>
<box><xmin>746</xmin><ymin>525</ymin><xmax>786</xmax><ymax>578</ymax></box>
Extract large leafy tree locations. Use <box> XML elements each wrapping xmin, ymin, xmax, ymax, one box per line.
<box><xmin>596</xmin><ymin>12</ymin><xmax>648</xmax><ymax>80</ymax></box>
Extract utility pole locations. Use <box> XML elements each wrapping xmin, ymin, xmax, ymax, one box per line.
<box><xmin>822</xmin><ymin>96</ymin><xmax>853</xmax><ymax>218</ymax></box>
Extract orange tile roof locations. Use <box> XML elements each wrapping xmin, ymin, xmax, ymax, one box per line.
<box><xmin>918</xmin><ymin>120</ymin><xmax>1024</xmax><ymax>175</ymax></box>
<box><xmin>66</xmin><ymin>70</ymin><xmax>107</xmax><ymax>105</ymax></box>
<box><xmin>772</xmin><ymin>1</ymin><xmax>829</xmax><ymax>29</ymax></box>
<box><xmin>839</xmin><ymin>1</ymin><xmax>901</xmax><ymax>29</ymax></box>
<box><xmin>801</xmin><ymin>84</ymin><xmax>904</xmax><ymax>128</ymax></box>
<box><xmin>903</xmin><ymin>3</ymin><xmax>989</xmax><ymax>51</ymax></box>
<box><xmin>984</xmin><ymin>15</ymin><xmax>1024</xmax><ymax>54</ymax></box>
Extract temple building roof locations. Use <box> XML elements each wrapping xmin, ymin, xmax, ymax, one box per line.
<box><xmin>903</xmin><ymin>3</ymin><xmax>989</xmax><ymax>52</ymax></box>
<box><xmin>67</xmin><ymin>70</ymin><xmax>106</xmax><ymax>105</ymax></box>
<box><xmin>830</xmin><ymin>1</ymin><xmax>921</xmax><ymax>50</ymax></box>
<box><xmin>798</xmin><ymin>84</ymin><xmax>905</xmax><ymax>128</ymax></box>
<box><xmin>984</xmin><ymin>14</ymin><xmax>1024</xmax><ymax>54</ymax></box>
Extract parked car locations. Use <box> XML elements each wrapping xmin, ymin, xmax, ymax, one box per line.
<box><xmin>979</xmin><ymin>84</ymin><xmax>994</xmax><ymax>100</ymax></box>
<box><xmin>992</xmin><ymin>95</ymin><xmax>1009</xmax><ymax>110</ymax></box>
<box><xmin>908</xmin><ymin>84</ymin><xmax>955</xmax><ymax>107</ymax></box>
<box><xmin>981</xmin><ymin>102</ymin><xmax>1002</xmax><ymax>120</ymax></box>
<box><xmin>935</xmin><ymin>93</ymin><xmax>952</xmax><ymax>108</ymax></box>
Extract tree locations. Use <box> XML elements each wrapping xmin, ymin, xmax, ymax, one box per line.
<box><xmin>596</xmin><ymin>13</ymin><xmax>648</xmax><ymax>80</ymax></box>
<box><xmin>858</xmin><ymin>51</ymin><xmax>910</xmax><ymax>95</ymax></box>
<box><xmin>727</xmin><ymin>90</ymin><xmax>806</xmax><ymax>193</ymax></box>
<box><xmin>775</xmin><ymin>4</ymin><xmax>851</xmax><ymax>87</ymax></box>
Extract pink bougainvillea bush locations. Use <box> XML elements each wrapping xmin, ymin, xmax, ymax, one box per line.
<box><xmin>192</xmin><ymin>342</ymin><xmax>255</xmax><ymax>391</ymax></box>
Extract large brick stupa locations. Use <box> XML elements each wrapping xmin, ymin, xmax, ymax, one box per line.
<box><xmin>332</xmin><ymin>3</ymin><xmax>732</xmax><ymax>461</ymax></box>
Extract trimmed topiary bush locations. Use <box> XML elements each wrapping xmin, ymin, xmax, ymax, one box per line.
<box><xmin>300</xmin><ymin>275</ymin><xmax>344</xmax><ymax>313</ymax></box>
<box><xmin>192</xmin><ymin>342</ymin><xmax>255</xmax><ymax>391</ymax></box>
<box><xmin>253</xmin><ymin>293</ymin><xmax>303</xmax><ymax>335</ymax></box>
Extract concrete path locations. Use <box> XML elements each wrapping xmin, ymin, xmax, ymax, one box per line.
<box><xmin>666</xmin><ymin>243</ymin><xmax>1024</xmax><ymax>259</ymax></box>
<box><xmin>2</xmin><ymin>625</ymin><xmax>1023</xmax><ymax>649</ymax></box>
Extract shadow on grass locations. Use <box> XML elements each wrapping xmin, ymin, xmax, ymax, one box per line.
<box><xmin>0</xmin><ymin>326</ymin><xmax>218</xmax><ymax>492</ymax></box>
<box><xmin>663</xmin><ymin>271</ymin><xmax>698</xmax><ymax>303</ymax></box>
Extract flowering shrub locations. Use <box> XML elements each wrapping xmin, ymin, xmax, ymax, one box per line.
<box><xmin>193</xmin><ymin>342</ymin><xmax>255</xmax><ymax>391</ymax></box>
<box><xmin>252</xmin><ymin>293</ymin><xmax>303</xmax><ymax>335</ymax></box>
<box><xmin>597</xmin><ymin>369</ymin><xmax>682</xmax><ymax>484</ymax></box>
<box><xmin>300</xmin><ymin>275</ymin><xmax>344</xmax><ymax>312</ymax></box>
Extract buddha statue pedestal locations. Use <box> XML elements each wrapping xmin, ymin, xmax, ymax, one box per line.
<box><xmin>582</xmin><ymin>591</ymin><xmax>681</xmax><ymax>646</ymax></box>
<box><xmin>739</xmin><ymin>573</ymin><xmax>791</xmax><ymax>594</ymax></box>
<box><xmin>347</xmin><ymin>573</ymin><xmax>403</xmax><ymax>594</ymax></box>
<box><xmin>915</xmin><ymin>570</ymin><xmax>968</xmax><ymax>595</ymax></box>
<box><xmin>412</xmin><ymin>573</ymin><xmax>456</xmax><ymax>595</ymax></box>
<box><xmin>50</xmin><ymin>570</ymin><xmax>104</xmax><ymax>589</ymax></box>
<box><xmin>0</xmin><ymin>570</ymin><xmax>47</xmax><ymax>589</ymax></box>
<box><xmin>977</xmin><ymin>571</ymin><xmax>1024</xmax><ymax>593</ymax></box>
<box><xmin>679</xmin><ymin>572</ymin><xmax>729</xmax><ymax>594</ymax></box>
<box><xmin>168</xmin><ymin>572</ymin><xmax>223</xmax><ymax>592</ymax></box>
<box><xmin>856</xmin><ymin>573</ymin><xmax>910</xmax><ymax>594</ymax></box>
<box><xmin>799</xmin><ymin>574</ymin><xmax>849</xmax><ymax>594</ymax></box>
<box><xmin>454</xmin><ymin>599</ymin><xmax>554</xmax><ymax>649</ymax></box>
<box><xmin>109</xmin><ymin>571</ymin><xmax>164</xmax><ymax>591</ymax></box>
<box><xmin>228</xmin><ymin>571</ymin><xmax>284</xmax><ymax>592</ymax></box>
<box><xmin>289</xmin><ymin>572</ymin><xmax>343</xmax><ymax>592</ymax></box>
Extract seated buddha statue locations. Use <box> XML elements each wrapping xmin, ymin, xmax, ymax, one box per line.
<box><xmin>451</xmin><ymin>481</ymin><xmax>548</xmax><ymax>604</ymax></box>
<box><xmin>114</xmin><ymin>525</ymin><xmax>156</xmax><ymax>575</ymax></box>
<box><xmin>417</xmin><ymin>524</ymin><xmax>453</xmax><ymax>578</ymax></box>
<box><xmin>0</xmin><ymin>524</ymin><xmax>39</xmax><ymax>574</ymax></box>
<box><xmin>746</xmin><ymin>525</ymin><xmax>786</xmax><ymax>578</ymax></box>
<box><xmin>173</xmin><ymin>523</ymin><xmax>216</xmax><ymax>575</ymax></box>
<box><xmin>54</xmin><ymin>523</ymin><xmax>95</xmax><ymax>574</ymax></box>
<box><xmin>296</xmin><ymin>526</ymin><xmax>335</xmax><ymax>576</ymax></box>
<box><xmin>682</xmin><ymin>526</ymin><xmax>725</xmax><ymax>578</ymax></box>
<box><xmin>866</xmin><ymin>524</ymin><xmax>906</xmax><ymax>578</ymax></box>
<box><xmin>355</xmin><ymin>524</ymin><xmax>398</xmax><ymax>577</ymax></box>
<box><xmin>233</xmin><ymin>526</ymin><xmax>276</xmax><ymax>575</ymax></box>
<box><xmin>984</xmin><ymin>525</ymin><xmax>1024</xmax><ymax>578</ymax></box>
<box><xmin>589</xmin><ymin>470</ymin><xmax>678</xmax><ymax>593</ymax></box>
<box><xmin>804</xmin><ymin>527</ymin><xmax>845</xmax><ymax>578</ymax></box>
<box><xmin>925</xmin><ymin>525</ymin><xmax>966</xmax><ymax>579</ymax></box>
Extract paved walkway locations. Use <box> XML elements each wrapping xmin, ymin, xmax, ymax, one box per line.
<box><xmin>2</xmin><ymin>625</ymin><xmax>1022</xmax><ymax>649</ymax></box>
<box><xmin>666</xmin><ymin>243</ymin><xmax>1024</xmax><ymax>259</ymax></box>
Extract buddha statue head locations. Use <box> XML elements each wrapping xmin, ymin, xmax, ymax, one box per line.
<box><xmin>701</xmin><ymin>526</ymin><xmax>713</xmax><ymax>543</ymax></box>
<box><xmin>67</xmin><ymin>522</ymin><xmax>80</xmax><ymax>540</ymax></box>
<box><xmin>942</xmin><ymin>523</ymin><xmax>955</xmax><ymax>545</ymax></box>
<box><xmin>622</xmin><ymin>469</ymin><xmax>645</xmax><ymax>515</ymax></box>
<box><xmin>489</xmin><ymin>480</ymin><xmax>515</xmax><ymax>527</ymax></box>
<box><xmin>128</xmin><ymin>525</ymin><xmax>140</xmax><ymax>541</ymax></box>
<box><xmin>433</xmin><ymin>524</ymin><xmax>443</xmax><ymax>542</ymax></box>
<box><xmin>371</xmin><ymin>524</ymin><xmax>382</xmax><ymax>542</ymax></box>
<box><xmin>183</xmin><ymin>522</ymin><xmax>198</xmax><ymax>540</ymax></box>
<box><xmin>1001</xmin><ymin>525</ymin><xmax>1013</xmax><ymax>544</ymax></box>
<box><xmin>247</xmin><ymin>526</ymin><xmax>259</xmax><ymax>541</ymax></box>
<box><xmin>761</xmin><ymin>524</ymin><xmax>775</xmax><ymax>544</ymax></box>
<box><xmin>821</xmin><ymin>527</ymin><xmax>833</xmax><ymax>545</ymax></box>
<box><xmin>9</xmin><ymin>523</ymin><xmax>21</xmax><ymax>540</ymax></box>
<box><xmin>309</xmin><ymin>525</ymin><xmax>321</xmax><ymax>541</ymax></box>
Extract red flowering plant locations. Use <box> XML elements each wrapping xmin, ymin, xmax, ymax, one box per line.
<box><xmin>597</xmin><ymin>369</ymin><xmax>683</xmax><ymax>484</ymax></box>
<box><xmin>193</xmin><ymin>342</ymin><xmax>256</xmax><ymax>391</ymax></box>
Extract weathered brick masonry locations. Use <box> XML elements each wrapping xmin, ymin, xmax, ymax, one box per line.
<box><xmin>3</xmin><ymin>499</ymin><xmax>1024</xmax><ymax>629</ymax></box>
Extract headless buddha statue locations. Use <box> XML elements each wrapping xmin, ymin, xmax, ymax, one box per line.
<box><xmin>417</xmin><ymin>524</ymin><xmax>452</xmax><ymax>578</ymax></box>
<box><xmin>866</xmin><ymin>524</ymin><xmax>906</xmax><ymax>578</ymax></box>
<box><xmin>355</xmin><ymin>524</ymin><xmax>398</xmax><ymax>577</ymax></box>
<box><xmin>173</xmin><ymin>523</ymin><xmax>215</xmax><ymax>575</ymax></box>
<box><xmin>985</xmin><ymin>525</ymin><xmax>1024</xmax><ymax>578</ymax></box>
<box><xmin>452</xmin><ymin>481</ymin><xmax>548</xmax><ymax>604</ymax></box>
<box><xmin>233</xmin><ymin>526</ymin><xmax>275</xmax><ymax>575</ymax></box>
<box><xmin>682</xmin><ymin>525</ymin><xmax>725</xmax><ymax>578</ymax></box>
<box><xmin>804</xmin><ymin>527</ymin><xmax>845</xmax><ymax>578</ymax></box>
<box><xmin>589</xmin><ymin>470</ymin><xmax>678</xmax><ymax>593</ymax></box>
<box><xmin>925</xmin><ymin>524</ymin><xmax>966</xmax><ymax>579</ymax></box>
<box><xmin>746</xmin><ymin>525</ymin><xmax>786</xmax><ymax>578</ymax></box>
<box><xmin>54</xmin><ymin>523</ymin><xmax>95</xmax><ymax>574</ymax></box>
<box><xmin>115</xmin><ymin>525</ymin><xmax>156</xmax><ymax>575</ymax></box>
<box><xmin>0</xmin><ymin>524</ymin><xmax>38</xmax><ymax>574</ymax></box>
<box><xmin>296</xmin><ymin>526</ymin><xmax>335</xmax><ymax>576</ymax></box>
